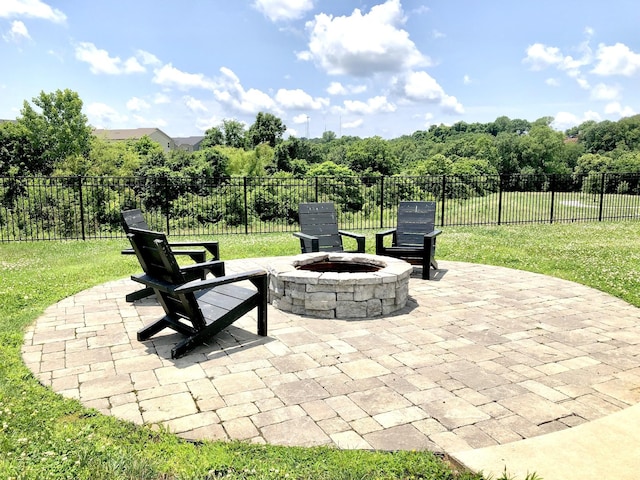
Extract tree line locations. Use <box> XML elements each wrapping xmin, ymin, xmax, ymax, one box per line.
<box><xmin>1</xmin><ymin>89</ymin><xmax>640</xmax><ymax>184</ymax></box>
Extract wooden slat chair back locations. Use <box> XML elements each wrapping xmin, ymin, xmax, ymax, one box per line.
<box><xmin>121</xmin><ymin>208</ymin><xmax>223</xmax><ymax>301</ymax></box>
<box><xmin>294</xmin><ymin>202</ymin><xmax>365</xmax><ymax>253</ymax></box>
<box><xmin>127</xmin><ymin>227</ymin><xmax>267</xmax><ymax>359</ymax></box>
<box><xmin>396</xmin><ymin>201</ymin><xmax>437</xmax><ymax>247</ymax></box>
<box><xmin>376</xmin><ymin>201</ymin><xmax>442</xmax><ymax>280</ymax></box>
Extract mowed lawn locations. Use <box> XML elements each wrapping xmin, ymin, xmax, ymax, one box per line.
<box><xmin>0</xmin><ymin>221</ymin><xmax>638</xmax><ymax>479</ymax></box>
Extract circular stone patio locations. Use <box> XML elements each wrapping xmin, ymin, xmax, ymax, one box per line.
<box><xmin>22</xmin><ymin>259</ymin><xmax>640</xmax><ymax>454</ymax></box>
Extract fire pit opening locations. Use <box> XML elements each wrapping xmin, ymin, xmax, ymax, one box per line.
<box><xmin>297</xmin><ymin>260</ymin><xmax>382</xmax><ymax>274</ymax></box>
<box><xmin>268</xmin><ymin>253</ymin><xmax>413</xmax><ymax>319</ymax></box>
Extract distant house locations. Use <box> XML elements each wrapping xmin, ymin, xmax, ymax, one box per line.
<box><xmin>92</xmin><ymin>128</ymin><xmax>176</xmax><ymax>152</ymax></box>
<box><xmin>174</xmin><ymin>136</ymin><xmax>205</xmax><ymax>152</ymax></box>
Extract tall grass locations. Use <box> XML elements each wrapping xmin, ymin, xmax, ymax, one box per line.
<box><xmin>1</xmin><ymin>221</ymin><xmax>638</xmax><ymax>479</ymax></box>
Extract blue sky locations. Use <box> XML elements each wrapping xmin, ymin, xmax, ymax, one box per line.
<box><xmin>2</xmin><ymin>0</ymin><xmax>639</xmax><ymax>139</ymax></box>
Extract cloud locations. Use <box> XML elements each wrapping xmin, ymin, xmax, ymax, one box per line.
<box><xmin>592</xmin><ymin>43</ymin><xmax>640</xmax><ymax>76</ymax></box>
<box><xmin>253</xmin><ymin>0</ymin><xmax>314</xmax><ymax>22</ymax></box>
<box><xmin>299</xmin><ymin>0</ymin><xmax>428</xmax><ymax>76</ymax></box>
<box><xmin>523</xmin><ymin>43</ymin><xmax>564</xmax><ymax>70</ymax></box>
<box><xmin>552</xmin><ymin>110</ymin><xmax>601</xmax><ymax>131</ymax></box>
<box><xmin>463</xmin><ymin>74</ymin><xmax>471</xmax><ymax>85</ymax></box>
<box><xmin>342</xmin><ymin>118</ymin><xmax>363</xmax><ymax>129</ymax></box>
<box><xmin>292</xmin><ymin>113</ymin><xmax>309</xmax><ymax>124</ymax></box>
<box><xmin>75</xmin><ymin>42</ymin><xmax>149</xmax><ymax>75</ymax></box>
<box><xmin>0</xmin><ymin>0</ymin><xmax>66</xmax><ymax>23</ymax></box>
<box><xmin>86</xmin><ymin>102</ymin><xmax>128</xmax><ymax>127</ymax></box>
<box><xmin>154</xmin><ymin>93</ymin><xmax>171</xmax><ymax>104</ymax></box>
<box><xmin>326</xmin><ymin>81</ymin><xmax>367</xmax><ymax>96</ymax></box>
<box><xmin>275</xmin><ymin>88</ymin><xmax>329</xmax><ymax>110</ymax></box>
<box><xmin>132</xmin><ymin>114</ymin><xmax>167</xmax><ymax>128</ymax></box>
<box><xmin>152</xmin><ymin>63</ymin><xmax>216</xmax><ymax>90</ymax></box>
<box><xmin>338</xmin><ymin>95</ymin><xmax>396</xmax><ymax>115</ymax></box>
<box><xmin>213</xmin><ymin>67</ymin><xmax>277</xmax><ymax>114</ymax></box>
<box><xmin>183</xmin><ymin>95</ymin><xmax>208</xmax><ymax>112</ymax></box>
<box><xmin>396</xmin><ymin>71</ymin><xmax>464</xmax><ymax>114</ymax></box>
<box><xmin>545</xmin><ymin>78</ymin><xmax>560</xmax><ymax>87</ymax></box>
<box><xmin>590</xmin><ymin>83</ymin><xmax>620</xmax><ymax>101</ymax></box>
<box><xmin>3</xmin><ymin>20</ymin><xmax>30</xmax><ymax>42</ymax></box>
<box><xmin>126</xmin><ymin>97</ymin><xmax>150</xmax><ymax>111</ymax></box>
<box><xmin>604</xmin><ymin>101</ymin><xmax>636</xmax><ymax>118</ymax></box>
<box><xmin>136</xmin><ymin>49</ymin><xmax>161</xmax><ymax>66</ymax></box>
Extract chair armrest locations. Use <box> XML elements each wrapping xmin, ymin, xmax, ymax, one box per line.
<box><xmin>168</xmin><ymin>240</ymin><xmax>219</xmax><ymax>259</ymax></box>
<box><xmin>180</xmin><ymin>259</ymin><xmax>225</xmax><ymax>277</ymax></box>
<box><xmin>293</xmin><ymin>232</ymin><xmax>319</xmax><ymax>252</ymax></box>
<box><xmin>425</xmin><ymin>229</ymin><xmax>442</xmax><ymax>239</ymax></box>
<box><xmin>376</xmin><ymin>228</ymin><xmax>396</xmax><ymax>238</ymax></box>
<box><xmin>375</xmin><ymin>228</ymin><xmax>397</xmax><ymax>253</ymax></box>
<box><xmin>131</xmin><ymin>269</ymin><xmax>266</xmax><ymax>294</ymax></box>
<box><xmin>175</xmin><ymin>269</ymin><xmax>268</xmax><ymax>294</ymax></box>
<box><xmin>338</xmin><ymin>230</ymin><xmax>366</xmax><ymax>253</ymax></box>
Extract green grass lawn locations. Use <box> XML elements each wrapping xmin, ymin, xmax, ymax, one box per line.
<box><xmin>1</xmin><ymin>222</ymin><xmax>638</xmax><ymax>479</ymax></box>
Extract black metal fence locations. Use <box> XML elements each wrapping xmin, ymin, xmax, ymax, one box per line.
<box><xmin>1</xmin><ymin>172</ymin><xmax>639</xmax><ymax>241</ymax></box>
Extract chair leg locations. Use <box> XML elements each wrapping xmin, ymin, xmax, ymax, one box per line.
<box><xmin>126</xmin><ymin>286</ymin><xmax>154</xmax><ymax>302</ymax></box>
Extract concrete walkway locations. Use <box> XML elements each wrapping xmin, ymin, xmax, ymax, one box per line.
<box><xmin>22</xmin><ymin>259</ymin><xmax>640</xmax><ymax>479</ymax></box>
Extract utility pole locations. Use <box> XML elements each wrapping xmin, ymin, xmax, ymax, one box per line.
<box><xmin>305</xmin><ymin>115</ymin><xmax>310</xmax><ymax>138</ymax></box>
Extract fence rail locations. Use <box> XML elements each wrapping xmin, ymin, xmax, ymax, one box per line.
<box><xmin>1</xmin><ymin>172</ymin><xmax>639</xmax><ymax>241</ymax></box>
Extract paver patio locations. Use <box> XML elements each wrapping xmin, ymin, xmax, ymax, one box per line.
<box><xmin>22</xmin><ymin>259</ymin><xmax>640</xmax><ymax>455</ymax></box>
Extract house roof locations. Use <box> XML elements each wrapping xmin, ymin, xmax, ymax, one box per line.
<box><xmin>92</xmin><ymin>128</ymin><xmax>170</xmax><ymax>140</ymax></box>
<box><xmin>173</xmin><ymin>136</ymin><xmax>205</xmax><ymax>146</ymax></box>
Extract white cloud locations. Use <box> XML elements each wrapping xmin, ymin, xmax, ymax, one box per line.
<box><xmin>195</xmin><ymin>114</ymin><xmax>223</xmax><ymax>132</ymax></box>
<box><xmin>154</xmin><ymin>93</ymin><xmax>171</xmax><ymax>104</ymax></box>
<box><xmin>152</xmin><ymin>63</ymin><xmax>216</xmax><ymax>90</ymax></box>
<box><xmin>326</xmin><ymin>81</ymin><xmax>366</xmax><ymax>96</ymax></box>
<box><xmin>552</xmin><ymin>110</ymin><xmax>602</xmax><ymax>131</ymax></box>
<box><xmin>397</xmin><ymin>71</ymin><xmax>464</xmax><ymax>114</ymax></box>
<box><xmin>3</xmin><ymin>20</ymin><xmax>30</xmax><ymax>42</ymax></box>
<box><xmin>136</xmin><ymin>49</ymin><xmax>161</xmax><ymax>66</ymax></box>
<box><xmin>292</xmin><ymin>113</ymin><xmax>309</xmax><ymax>124</ymax></box>
<box><xmin>604</xmin><ymin>101</ymin><xmax>636</xmax><ymax>118</ymax></box>
<box><xmin>545</xmin><ymin>78</ymin><xmax>560</xmax><ymax>87</ymax></box>
<box><xmin>253</xmin><ymin>0</ymin><xmax>313</xmax><ymax>22</ymax></box>
<box><xmin>340</xmin><ymin>95</ymin><xmax>396</xmax><ymax>115</ymax></box>
<box><xmin>183</xmin><ymin>95</ymin><xmax>208</xmax><ymax>112</ymax></box>
<box><xmin>590</xmin><ymin>83</ymin><xmax>620</xmax><ymax>101</ymax></box>
<box><xmin>86</xmin><ymin>102</ymin><xmax>128</xmax><ymax>127</ymax></box>
<box><xmin>75</xmin><ymin>42</ymin><xmax>149</xmax><ymax>75</ymax></box>
<box><xmin>592</xmin><ymin>43</ymin><xmax>640</xmax><ymax>76</ymax></box>
<box><xmin>0</xmin><ymin>0</ymin><xmax>66</xmax><ymax>23</ymax></box>
<box><xmin>463</xmin><ymin>74</ymin><xmax>471</xmax><ymax>85</ymax></box>
<box><xmin>126</xmin><ymin>97</ymin><xmax>150</xmax><ymax>111</ymax></box>
<box><xmin>523</xmin><ymin>43</ymin><xmax>564</xmax><ymax>70</ymax></box>
<box><xmin>123</xmin><ymin>57</ymin><xmax>145</xmax><ymax>74</ymax></box>
<box><xmin>132</xmin><ymin>114</ymin><xmax>167</xmax><ymax>128</ymax></box>
<box><xmin>213</xmin><ymin>67</ymin><xmax>277</xmax><ymax>114</ymax></box>
<box><xmin>342</xmin><ymin>118</ymin><xmax>363</xmax><ymax>129</ymax></box>
<box><xmin>75</xmin><ymin>42</ymin><xmax>122</xmax><ymax>74</ymax></box>
<box><xmin>275</xmin><ymin>88</ymin><xmax>329</xmax><ymax>110</ymax></box>
<box><xmin>299</xmin><ymin>0</ymin><xmax>428</xmax><ymax>76</ymax></box>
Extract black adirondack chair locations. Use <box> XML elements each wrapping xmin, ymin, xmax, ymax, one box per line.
<box><xmin>121</xmin><ymin>209</ymin><xmax>223</xmax><ymax>301</ymax></box>
<box><xmin>293</xmin><ymin>202</ymin><xmax>365</xmax><ymax>253</ymax></box>
<box><xmin>376</xmin><ymin>201</ymin><xmax>442</xmax><ymax>280</ymax></box>
<box><xmin>127</xmin><ymin>227</ymin><xmax>268</xmax><ymax>359</ymax></box>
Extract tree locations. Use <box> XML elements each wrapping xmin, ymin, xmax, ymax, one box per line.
<box><xmin>18</xmin><ymin>89</ymin><xmax>91</xmax><ymax>174</ymax></box>
<box><xmin>247</xmin><ymin>112</ymin><xmax>286</xmax><ymax>148</ymax></box>
<box><xmin>201</xmin><ymin>126</ymin><xmax>224</xmax><ymax>148</ymax></box>
<box><xmin>222</xmin><ymin>119</ymin><xmax>246</xmax><ymax>148</ymax></box>
<box><xmin>345</xmin><ymin>136</ymin><xmax>399</xmax><ymax>175</ymax></box>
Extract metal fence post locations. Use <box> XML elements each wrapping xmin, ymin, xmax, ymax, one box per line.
<box><xmin>379</xmin><ymin>176</ymin><xmax>384</xmax><ymax>228</ymax></box>
<box><xmin>77</xmin><ymin>176</ymin><xmax>86</xmax><ymax>240</ymax></box>
<box><xmin>549</xmin><ymin>174</ymin><xmax>556</xmax><ymax>224</ymax></box>
<box><xmin>440</xmin><ymin>175</ymin><xmax>447</xmax><ymax>227</ymax></box>
<box><xmin>599</xmin><ymin>173</ymin><xmax>606</xmax><ymax>221</ymax></box>
<box><xmin>497</xmin><ymin>174</ymin><xmax>504</xmax><ymax>226</ymax></box>
<box><xmin>243</xmin><ymin>176</ymin><xmax>249</xmax><ymax>235</ymax></box>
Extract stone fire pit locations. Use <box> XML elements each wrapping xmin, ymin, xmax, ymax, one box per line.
<box><xmin>267</xmin><ymin>252</ymin><xmax>413</xmax><ymax>319</ymax></box>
